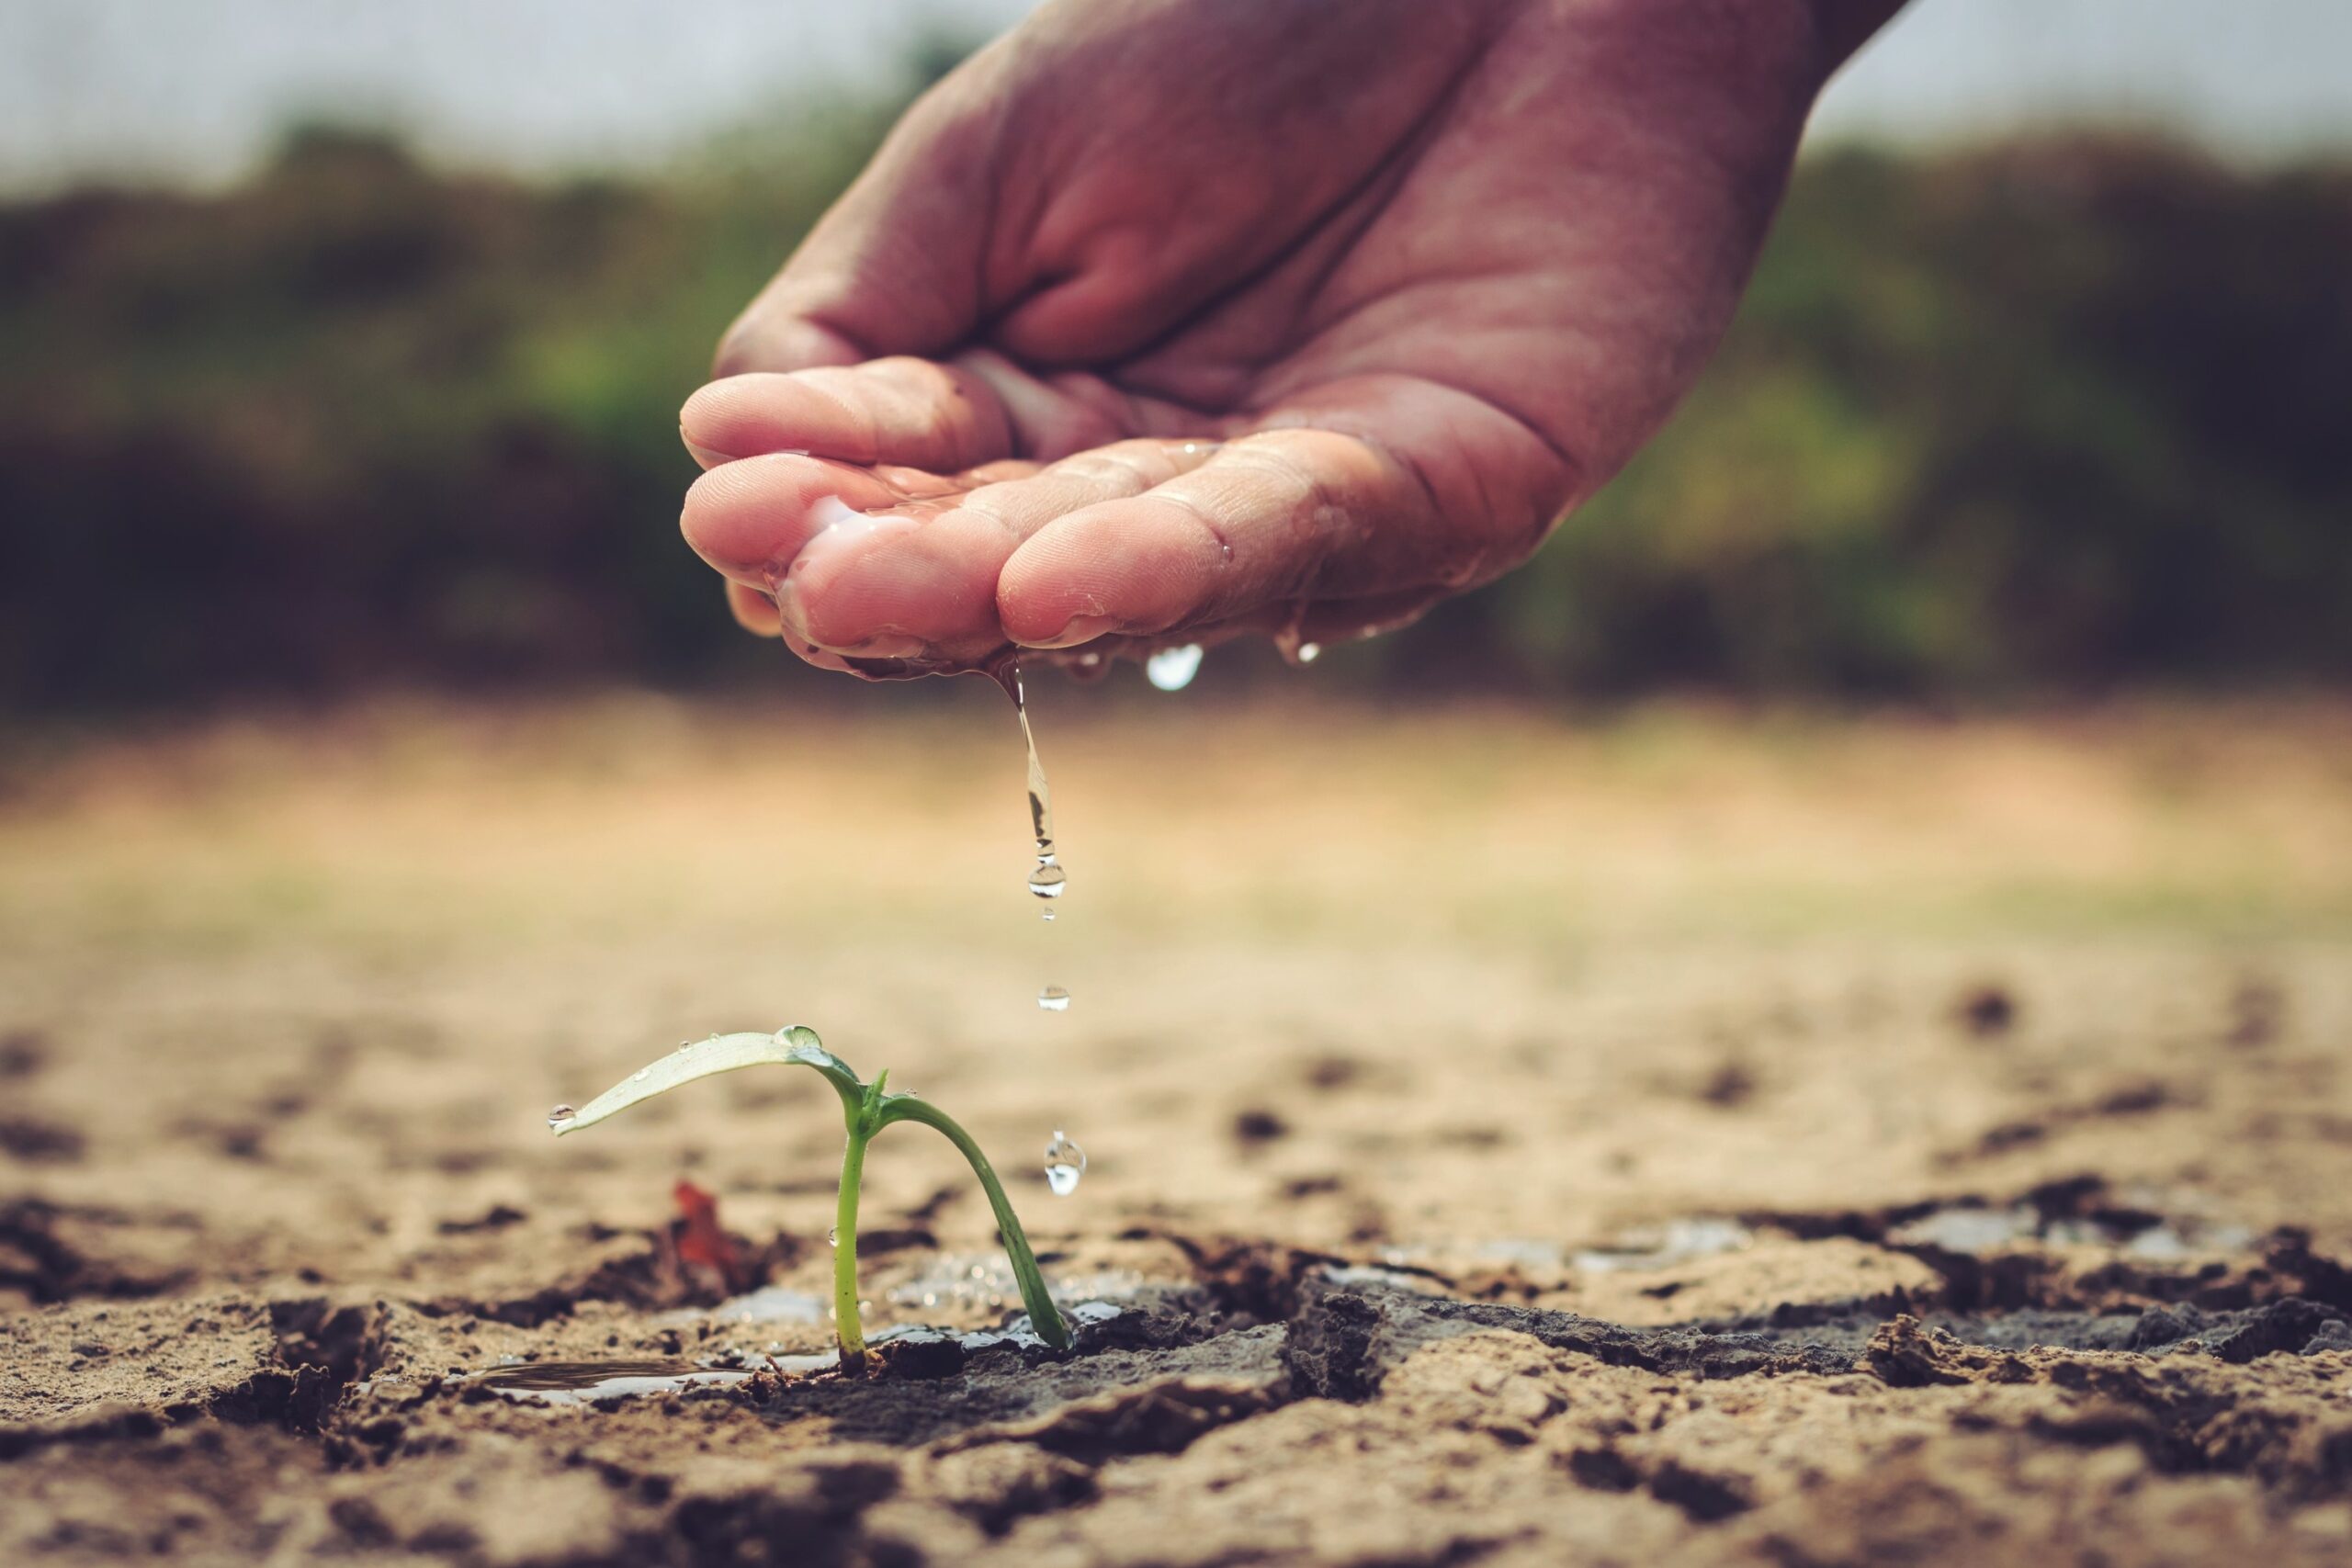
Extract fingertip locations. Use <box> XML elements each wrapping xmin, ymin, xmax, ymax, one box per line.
<box><xmin>678</xmin><ymin>455</ymin><xmax>899</xmax><ymax>585</ymax></box>
<box><xmin>997</xmin><ymin>499</ymin><xmax>1228</xmax><ymax>644</ymax></box>
<box><xmin>726</xmin><ymin>581</ymin><xmax>782</xmax><ymax>636</ymax></box>
<box><xmin>679</xmin><ymin>376</ymin><xmax>832</xmax><ymax>466</ymax></box>
<box><xmin>683</xmin><ymin>429</ymin><xmax>734</xmax><ymax>470</ymax></box>
<box><xmin>786</xmin><ymin>509</ymin><xmax>1001</xmax><ymax>655</ymax></box>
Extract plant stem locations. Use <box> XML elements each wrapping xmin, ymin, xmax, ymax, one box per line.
<box><xmin>876</xmin><ymin>1095</ymin><xmax>1069</xmax><ymax>1348</ymax></box>
<box><xmin>833</xmin><ymin>1126</ymin><xmax>868</xmax><ymax>1371</ymax></box>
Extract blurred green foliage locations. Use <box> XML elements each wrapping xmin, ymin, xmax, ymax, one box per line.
<box><xmin>2</xmin><ymin>104</ymin><xmax>2346</xmax><ymax>713</ymax></box>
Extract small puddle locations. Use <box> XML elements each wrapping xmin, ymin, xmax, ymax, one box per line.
<box><xmin>1571</xmin><ymin>1217</ymin><xmax>1754</xmax><ymax>1273</ymax></box>
<box><xmin>472</xmin><ymin>1302</ymin><xmax>1131</xmax><ymax>1405</ymax></box>
<box><xmin>471</xmin><ymin>1359</ymin><xmax>759</xmax><ymax>1406</ymax></box>
<box><xmin>886</xmin><ymin>1253</ymin><xmax>1148</xmax><ymax>1315</ymax></box>
<box><xmin>1888</xmin><ymin>1202</ymin><xmax>2253</xmax><ymax>1258</ymax></box>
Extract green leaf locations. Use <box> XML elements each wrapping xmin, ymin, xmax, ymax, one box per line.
<box><xmin>552</xmin><ymin>1026</ymin><xmax>863</xmax><ymax>1134</ymax></box>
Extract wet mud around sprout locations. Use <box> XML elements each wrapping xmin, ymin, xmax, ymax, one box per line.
<box><xmin>2</xmin><ymin>698</ymin><xmax>2350</xmax><ymax>1564</ymax></box>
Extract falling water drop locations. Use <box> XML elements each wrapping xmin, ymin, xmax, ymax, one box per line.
<box><xmin>996</xmin><ymin>660</ymin><xmax>1069</xmax><ymax>907</ymax></box>
<box><xmin>546</xmin><ymin>1104</ymin><xmax>576</xmax><ymax>1133</ymax></box>
<box><xmin>1043</xmin><ymin>1130</ymin><xmax>1086</xmax><ymax>1196</ymax></box>
<box><xmin>1037</xmin><ymin>986</ymin><xmax>1070</xmax><ymax>1012</ymax></box>
<box><xmin>1144</xmin><ymin>644</ymin><xmax>1204</xmax><ymax>692</ymax></box>
<box><xmin>1041</xmin><ymin>908</ymin><xmax>1057</xmax><ymax>922</ymax></box>
<box><xmin>1296</xmin><ymin>641</ymin><xmax>1321</xmax><ymax>663</ymax></box>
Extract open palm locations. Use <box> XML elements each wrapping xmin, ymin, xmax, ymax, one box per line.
<box><xmin>679</xmin><ymin>0</ymin><xmax>1860</xmax><ymax>676</ymax></box>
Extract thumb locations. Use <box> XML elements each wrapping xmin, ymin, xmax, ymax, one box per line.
<box><xmin>713</xmin><ymin>65</ymin><xmax>1005</xmax><ymax>377</ymax></box>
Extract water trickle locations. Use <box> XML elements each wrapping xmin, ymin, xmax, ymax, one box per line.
<box><xmin>546</xmin><ymin>1104</ymin><xmax>576</xmax><ymax>1133</ymax></box>
<box><xmin>1044</xmin><ymin>1130</ymin><xmax>1086</xmax><ymax>1196</ymax></box>
<box><xmin>989</xmin><ymin>658</ymin><xmax>1074</xmax><ymax>1009</ymax></box>
<box><xmin>994</xmin><ymin>660</ymin><xmax>1068</xmax><ymax>905</ymax></box>
<box><xmin>1145</xmin><ymin>643</ymin><xmax>1203</xmax><ymax>692</ymax></box>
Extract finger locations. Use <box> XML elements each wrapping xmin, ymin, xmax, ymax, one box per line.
<box><xmin>1292</xmin><ymin>588</ymin><xmax>1446</xmax><ymax>649</ymax></box>
<box><xmin>711</xmin><ymin>62</ymin><xmax>1004</xmax><ymax>378</ymax></box>
<box><xmin>995</xmin><ymin>429</ymin><xmax>1442</xmax><ymax>647</ymax></box>
<box><xmin>777</xmin><ymin>440</ymin><xmax>1219</xmax><ymax>659</ymax></box>
<box><xmin>681</xmin><ymin>358</ymin><xmax>1020</xmax><ymax>474</ymax></box>
<box><xmin>679</xmin><ymin>454</ymin><xmax>916</xmax><ymax>589</ymax></box>
<box><xmin>727</xmin><ymin>570</ymin><xmax>864</xmax><ymax>677</ymax></box>
<box><xmin>726</xmin><ymin>581</ymin><xmax>781</xmax><ymax>637</ymax></box>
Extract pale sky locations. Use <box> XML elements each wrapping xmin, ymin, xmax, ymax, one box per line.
<box><xmin>1</xmin><ymin>0</ymin><xmax>2346</xmax><ymax>194</ymax></box>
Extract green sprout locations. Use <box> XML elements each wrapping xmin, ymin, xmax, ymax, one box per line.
<box><xmin>548</xmin><ymin>1026</ymin><xmax>1070</xmax><ymax>1371</ymax></box>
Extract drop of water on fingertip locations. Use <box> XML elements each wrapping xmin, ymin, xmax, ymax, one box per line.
<box><xmin>1037</xmin><ymin>986</ymin><xmax>1070</xmax><ymax>1012</ymax></box>
<box><xmin>1145</xmin><ymin>644</ymin><xmax>1203</xmax><ymax>692</ymax></box>
<box><xmin>546</xmin><ymin>1104</ymin><xmax>576</xmax><ymax>1132</ymax></box>
<box><xmin>1044</xmin><ymin>1130</ymin><xmax>1086</xmax><ymax>1196</ymax></box>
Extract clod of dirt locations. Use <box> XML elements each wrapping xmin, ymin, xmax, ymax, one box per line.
<box><xmin>0</xmin><ymin>1200</ymin><xmax>186</xmax><ymax>1307</ymax></box>
<box><xmin>0</xmin><ymin>1030</ymin><xmax>45</xmax><ymax>1079</ymax></box>
<box><xmin>0</xmin><ymin>1115</ymin><xmax>85</xmax><ymax>1163</ymax></box>
<box><xmin>1953</xmin><ymin>982</ymin><xmax>2018</xmax><ymax>1037</ymax></box>
<box><xmin>1282</xmin><ymin>1274</ymin><xmax>1855</xmax><ymax>1403</ymax></box>
<box><xmin>1700</xmin><ymin>1059</ymin><xmax>1759</xmax><ymax>1108</ymax></box>
<box><xmin>1231</xmin><ymin>1109</ymin><xmax>1290</xmax><ymax>1145</ymax></box>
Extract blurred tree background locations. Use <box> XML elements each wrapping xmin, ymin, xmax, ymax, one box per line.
<box><xmin>3</xmin><ymin>58</ymin><xmax>2347</xmax><ymax>716</ymax></box>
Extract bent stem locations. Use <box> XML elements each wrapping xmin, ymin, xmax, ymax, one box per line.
<box><xmin>876</xmin><ymin>1094</ymin><xmax>1067</xmax><ymax>1350</ymax></box>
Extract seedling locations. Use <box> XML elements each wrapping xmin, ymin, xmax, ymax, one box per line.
<box><xmin>548</xmin><ymin>1027</ymin><xmax>1069</xmax><ymax>1371</ymax></box>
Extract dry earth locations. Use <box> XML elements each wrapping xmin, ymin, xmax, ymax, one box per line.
<box><xmin>2</xmin><ymin>693</ymin><xmax>2350</xmax><ymax>1565</ymax></box>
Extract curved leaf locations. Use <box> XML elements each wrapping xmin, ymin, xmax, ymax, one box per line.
<box><xmin>552</xmin><ymin>1026</ymin><xmax>863</xmax><ymax>1134</ymax></box>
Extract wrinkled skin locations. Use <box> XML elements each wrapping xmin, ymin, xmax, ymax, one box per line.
<box><xmin>678</xmin><ymin>0</ymin><xmax>1894</xmax><ymax>677</ymax></box>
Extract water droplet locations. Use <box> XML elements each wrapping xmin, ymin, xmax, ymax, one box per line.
<box><xmin>1043</xmin><ymin>1130</ymin><xmax>1086</xmax><ymax>1196</ymax></box>
<box><xmin>997</xmin><ymin>660</ymin><xmax>1071</xmax><ymax>905</ymax></box>
<box><xmin>1037</xmin><ymin>986</ymin><xmax>1070</xmax><ymax>1012</ymax></box>
<box><xmin>546</xmin><ymin>1104</ymin><xmax>576</xmax><ymax>1132</ymax></box>
<box><xmin>1296</xmin><ymin>641</ymin><xmax>1320</xmax><ymax>663</ymax></box>
<box><xmin>1145</xmin><ymin>644</ymin><xmax>1203</xmax><ymax>692</ymax></box>
<box><xmin>827</xmin><ymin>1226</ymin><xmax>838</xmax><ymax>1248</ymax></box>
<box><xmin>1041</xmin><ymin>908</ymin><xmax>1057</xmax><ymax>922</ymax></box>
<box><xmin>630</xmin><ymin>1066</ymin><xmax>650</xmax><ymax>1081</ymax></box>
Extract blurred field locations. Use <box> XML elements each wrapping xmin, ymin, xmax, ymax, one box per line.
<box><xmin>2</xmin><ymin>688</ymin><xmax>2348</xmax><ymax>1307</ymax></box>
<box><xmin>8</xmin><ymin>692</ymin><xmax>2352</xmax><ymax>952</ymax></box>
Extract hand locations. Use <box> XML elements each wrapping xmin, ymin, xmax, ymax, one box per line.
<box><xmin>678</xmin><ymin>0</ymin><xmax>1870</xmax><ymax>678</ymax></box>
